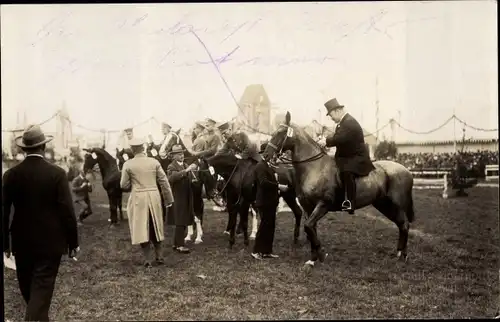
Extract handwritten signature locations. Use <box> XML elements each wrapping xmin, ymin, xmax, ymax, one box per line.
<box><xmin>30</xmin><ymin>11</ymin><xmax>74</xmax><ymax>48</ymax></box>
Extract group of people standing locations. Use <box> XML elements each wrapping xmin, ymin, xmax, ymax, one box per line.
<box><xmin>3</xmin><ymin>97</ymin><xmax>375</xmax><ymax>321</ymax></box>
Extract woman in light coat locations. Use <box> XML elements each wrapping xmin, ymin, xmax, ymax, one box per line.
<box><xmin>120</xmin><ymin>137</ymin><xmax>174</xmax><ymax>267</ymax></box>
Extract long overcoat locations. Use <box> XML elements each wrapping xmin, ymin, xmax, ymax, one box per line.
<box><xmin>166</xmin><ymin>160</ymin><xmax>195</xmax><ymax>226</ymax></box>
<box><xmin>120</xmin><ymin>153</ymin><xmax>174</xmax><ymax>245</ymax></box>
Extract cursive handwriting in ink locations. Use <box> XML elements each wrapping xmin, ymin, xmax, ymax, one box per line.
<box><xmin>30</xmin><ymin>11</ymin><xmax>74</xmax><ymax>47</ymax></box>
<box><xmin>236</xmin><ymin>56</ymin><xmax>337</xmax><ymax>67</ymax></box>
<box><xmin>196</xmin><ymin>46</ymin><xmax>240</xmax><ymax>65</ymax></box>
<box><xmin>131</xmin><ymin>13</ymin><xmax>149</xmax><ymax>27</ymax></box>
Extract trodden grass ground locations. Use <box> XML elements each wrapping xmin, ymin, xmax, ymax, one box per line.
<box><xmin>4</xmin><ymin>181</ymin><xmax>499</xmax><ymax>320</ymax></box>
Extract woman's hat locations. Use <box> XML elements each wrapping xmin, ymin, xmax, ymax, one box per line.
<box><xmin>15</xmin><ymin>124</ymin><xmax>54</xmax><ymax>148</ymax></box>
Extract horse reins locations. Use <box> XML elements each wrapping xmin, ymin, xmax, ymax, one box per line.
<box><xmin>266</xmin><ymin>125</ymin><xmax>326</xmax><ymax>165</ymax></box>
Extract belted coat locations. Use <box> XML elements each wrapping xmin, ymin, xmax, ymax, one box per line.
<box><xmin>120</xmin><ymin>153</ymin><xmax>174</xmax><ymax>245</ymax></box>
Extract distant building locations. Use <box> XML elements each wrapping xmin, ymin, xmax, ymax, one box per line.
<box><xmin>237</xmin><ymin>84</ymin><xmax>272</xmax><ymax>134</ymax></box>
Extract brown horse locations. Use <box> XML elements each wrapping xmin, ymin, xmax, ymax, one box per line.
<box><xmin>262</xmin><ymin>111</ymin><xmax>415</xmax><ymax>271</ymax></box>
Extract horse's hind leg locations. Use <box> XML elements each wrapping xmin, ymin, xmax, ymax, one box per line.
<box><xmin>372</xmin><ymin>197</ymin><xmax>410</xmax><ymax>262</ymax></box>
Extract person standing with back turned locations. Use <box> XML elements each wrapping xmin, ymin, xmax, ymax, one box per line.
<box><xmin>120</xmin><ymin>137</ymin><xmax>174</xmax><ymax>268</ymax></box>
<box><xmin>2</xmin><ymin>124</ymin><xmax>80</xmax><ymax>321</ymax></box>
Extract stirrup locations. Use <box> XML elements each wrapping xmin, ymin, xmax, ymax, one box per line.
<box><xmin>341</xmin><ymin>199</ymin><xmax>352</xmax><ymax>210</ymax></box>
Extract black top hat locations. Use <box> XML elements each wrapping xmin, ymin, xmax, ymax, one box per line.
<box><xmin>217</xmin><ymin>122</ymin><xmax>230</xmax><ymax>132</ymax></box>
<box><xmin>324</xmin><ymin>98</ymin><xmax>344</xmax><ymax>115</ymax></box>
<box><xmin>15</xmin><ymin>124</ymin><xmax>54</xmax><ymax>148</ymax></box>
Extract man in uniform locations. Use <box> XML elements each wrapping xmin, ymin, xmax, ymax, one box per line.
<box><xmin>118</xmin><ymin>127</ymin><xmax>135</xmax><ymax>163</ymax></box>
<box><xmin>216</xmin><ymin>122</ymin><xmax>262</xmax><ymax>162</ymax></box>
<box><xmin>193</xmin><ymin>119</ymin><xmax>222</xmax><ymax>158</ymax></box>
<box><xmin>189</xmin><ymin>122</ymin><xmax>207</xmax><ymax>225</ymax></box>
<box><xmin>158</xmin><ymin>122</ymin><xmax>174</xmax><ymax>162</ymax></box>
<box><xmin>319</xmin><ymin>98</ymin><xmax>375</xmax><ymax>214</ymax></box>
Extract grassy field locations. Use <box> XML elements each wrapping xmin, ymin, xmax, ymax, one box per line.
<box><xmin>4</xmin><ymin>181</ymin><xmax>499</xmax><ymax>320</ymax></box>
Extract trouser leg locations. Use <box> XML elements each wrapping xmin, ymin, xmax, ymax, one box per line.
<box><xmin>25</xmin><ymin>256</ymin><xmax>62</xmax><ymax>321</ymax></box>
<box><xmin>174</xmin><ymin>226</ymin><xmax>187</xmax><ymax>247</ymax></box>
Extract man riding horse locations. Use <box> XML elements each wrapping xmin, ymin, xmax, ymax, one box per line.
<box><xmin>216</xmin><ymin>122</ymin><xmax>262</xmax><ymax>162</ymax></box>
<box><xmin>319</xmin><ymin>98</ymin><xmax>375</xmax><ymax>214</ymax></box>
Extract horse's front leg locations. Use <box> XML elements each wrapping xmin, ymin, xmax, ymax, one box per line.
<box><xmin>108</xmin><ymin>192</ymin><xmax>119</xmax><ymax>227</ymax></box>
<box><xmin>303</xmin><ymin>200</ymin><xmax>329</xmax><ymax>270</ymax></box>
<box><xmin>226</xmin><ymin>201</ymin><xmax>238</xmax><ymax>249</ymax></box>
<box><xmin>118</xmin><ymin>193</ymin><xmax>124</xmax><ymax>221</ymax></box>
<box><xmin>240</xmin><ymin>202</ymin><xmax>250</xmax><ymax>246</ymax></box>
<box><xmin>194</xmin><ymin>215</ymin><xmax>203</xmax><ymax>244</ymax></box>
<box><xmin>282</xmin><ymin>193</ymin><xmax>303</xmax><ymax>246</ymax></box>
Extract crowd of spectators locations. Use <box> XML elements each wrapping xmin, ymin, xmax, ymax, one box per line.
<box><xmin>394</xmin><ymin>150</ymin><xmax>498</xmax><ymax>175</ymax></box>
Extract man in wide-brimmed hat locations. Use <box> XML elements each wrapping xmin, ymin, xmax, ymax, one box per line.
<box><xmin>166</xmin><ymin>144</ymin><xmax>198</xmax><ymax>253</ymax></box>
<box><xmin>319</xmin><ymin>98</ymin><xmax>375</xmax><ymax>215</ymax></box>
<box><xmin>3</xmin><ymin>124</ymin><xmax>79</xmax><ymax>320</ymax></box>
<box><xmin>120</xmin><ymin>137</ymin><xmax>174</xmax><ymax>268</ymax></box>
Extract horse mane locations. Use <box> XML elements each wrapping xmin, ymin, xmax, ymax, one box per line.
<box><xmin>276</xmin><ymin>122</ymin><xmax>325</xmax><ymax>152</ymax></box>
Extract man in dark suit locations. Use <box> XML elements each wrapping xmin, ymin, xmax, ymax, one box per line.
<box><xmin>2</xmin><ymin>124</ymin><xmax>79</xmax><ymax>321</ymax></box>
<box><xmin>320</xmin><ymin>98</ymin><xmax>375</xmax><ymax>214</ymax></box>
<box><xmin>251</xmin><ymin>143</ymin><xmax>288</xmax><ymax>260</ymax></box>
<box><xmin>166</xmin><ymin>145</ymin><xmax>198</xmax><ymax>253</ymax></box>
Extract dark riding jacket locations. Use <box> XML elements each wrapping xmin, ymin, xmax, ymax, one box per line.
<box><xmin>325</xmin><ymin>113</ymin><xmax>375</xmax><ymax>176</ymax></box>
<box><xmin>217</xmin><ymin>132</ymin><xmax>262</xmax><ymax>162</ymax></box>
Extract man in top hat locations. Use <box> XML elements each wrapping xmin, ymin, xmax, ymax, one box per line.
<box><xmin>320</xmin><ymin>98</ymin><xmax>375</xmax><ymax>214</ymax></box>
<box><xmin>120</xmin><ymin>137</ymin><xmax>174</xmax><ymax>267</ymax></box>
<box><xmin>166</xmin><ymin>145</ymin><xmax>198</xmax><ymax>253</ymax></box>
<box><xmin>216</xmin><ymin>122</ymin><xmax>262</xmax><ymax>162</ymax></box>
<box><xmin>3</xmin><ymin>124</ymin><xmax>79</xmax><ymax>321</ymax></box>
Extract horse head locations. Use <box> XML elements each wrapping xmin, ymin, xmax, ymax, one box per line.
<box><xmin>84</xmin><ymin>147</ymin><xmax>119</xmax><ymax>178</ymax></box>
<box><xmin>263</xmin><ymin>111</ymin><xmax>297</xmax><ymax>161</ymax></box>
<box><xmin>263</xmin><ymin>111</ymin><xmax>324</xmax><ymax>163</ymax></box>
<box><xmin>115</xmin><ymin>147</ymin><xmax>134</xmax><ymax>169</ymax></box>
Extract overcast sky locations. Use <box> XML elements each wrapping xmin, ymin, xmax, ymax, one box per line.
<box><xmin>1</xmin><ymin>1</ymin><xmax>497</xmax><ymax>143</ymax></box>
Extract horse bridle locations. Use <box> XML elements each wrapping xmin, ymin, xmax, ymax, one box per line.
<box><xmin>267</xmin><ymin>124</ymin><xmax>326</xmax><ymax>165</ymax></box>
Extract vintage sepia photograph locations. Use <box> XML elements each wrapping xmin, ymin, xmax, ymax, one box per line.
<box><xmin>1</xmin><ymin>1</ymin><xmax>498</xmax><ymax>320</ymax></box>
